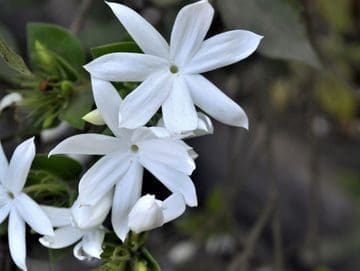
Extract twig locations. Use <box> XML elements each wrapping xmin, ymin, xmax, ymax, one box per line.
<box><xmin>301</xmin><ymin>0</ymin><xmax>323</xmax><ymax>265</ymax></box>
<box><xmin>227</xmin><ymin>191</ymin><xmax>277</xmax><ymax>271</ymax></box>
<box><xmin>70</xmin><ymin>0</ymin><xmax>94</xmax><ymax>35</ymax></box>
<box><xmin>263</xmin><ymin>86</ymin><xmax>284</xmax><ymax>271</ymax></box>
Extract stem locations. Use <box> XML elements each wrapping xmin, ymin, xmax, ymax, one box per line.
<box><xmin>70</xmin><ymin>0</ymin><xmax>94</xmax><ymax>35</ymax></box>
<box><xmin>263</xmin><ymin>87</ymin><xmax>284</xmax><ymax>271</ymax></box>
<box><xmin>301</xmin><ymin>0</ymin><xmax>323</xmax><ymax>265</ymax></box>
<box><xmin>227</xmin><ymin>192</ymin><xmax>276</xmax><ymax>271</ymax></box>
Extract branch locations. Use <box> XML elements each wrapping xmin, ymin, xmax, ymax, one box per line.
<box><xmin>70</xmin><ymin>0</ymin><xmax>94</xmax><ymax>35</ymax></box>
<box><xmin>301</xmin><ymin>0</ymin><xmax>323</xmax><ymax>265</ymax></box>
<box><xmin>227</xmin><ymin>191</ymin><xmax>277</xmax><ymax>271</ymax></box>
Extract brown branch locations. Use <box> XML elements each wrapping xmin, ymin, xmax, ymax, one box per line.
<box><xmin>263</xmin><ymin>89</ymin><xmax>284</xmax><ymax>271</ymax></box>
<box><xmin>301</xmin><ymin>0</ymin><xmax>323</xmax><ymax>265</ymax></box>
<box><xmin>70</xmin><ymin>0</ymin><xmax>94</xmax><ymax>35</ymax></box>
<box><xmin>227</xmin><ymin>191</ymin><xmax>277</xmax><ymax>271</ymax></box>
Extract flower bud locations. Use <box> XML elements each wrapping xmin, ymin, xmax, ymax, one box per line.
<box><xmin>128</xmin><ymin>195</ymin><xmax>164</xmax><ymax>233</ymax></box>
<box><xmin>82</xmin><ymin>109</ymin><xmax>106</xmax><ymax>125</ymax></box>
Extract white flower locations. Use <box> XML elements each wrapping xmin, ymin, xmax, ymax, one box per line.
<box><xmin>0</xmin><ymin>138</ymin><xmax>54</xmax><ymax>271</ymax></box>
<box><xmin>50</xmin><ymin>78</ymin><xmax>197</xmax><ymax>241</ymax></box>
<box><xmin>84</xmin><ymin>0</ymin><xmax>262</xmax><ymax>133</ymax></box>
<box><xmin>128</xmin><ymin>193</ymin><xmax>186</xmax><ymax>234</ymax></box>
<box><xmin>39</xmin><ymin>193</ymin><xmax>111</xmax><ymax>261</ymax></box>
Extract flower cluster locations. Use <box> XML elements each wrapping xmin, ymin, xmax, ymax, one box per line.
<box><xmin>0</xmin><ymin>1</ymin><xmax>261</xmax><ymax>270</ymax></box>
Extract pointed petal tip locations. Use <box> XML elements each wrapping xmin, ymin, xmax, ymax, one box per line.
<box><xmin>188</xmin><ymin>198</ymin><xmax>198</xmax><ymax>208</ymax></box>
<box><xmin>82</xmin><ymin>63</ymin><xmax>90</xmax><ymax>72</ymax></box>
<box><xmin>236</xmin><ymin>118</ymin><xmax>249</xmax><ymax>130</ymax></box>
<box><xmin>114</xmin><ymin>228</ymin><xmax>128</xmax><ymax>243</ymax></box>
<box><xmin>39</xmin><ymin>236</ymin><xmax>49</xmax><ymax>247</ymax></box>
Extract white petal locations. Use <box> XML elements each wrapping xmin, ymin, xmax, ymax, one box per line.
<box><xmin>41</xmin><ymin>206</ymin><xmax>72</xmax><ymax>227</ymax></box>
<box><xmin>141</xmin><ymin>160</ymin><xmax>197</xmax><ymax>207</ymax></box>
<box><xmin>50</xmin><ymin>134</ymin><xmax>124</xmax><ymax>156</ymax></box>
<box><xmin>170</xmin><ymin>0</ymin><xmax>214</xmax><ymax>66</ymax></box>
<box><xmin>119</xmin><ymin>72</ymin><xmax>173</xmax><ymax>129</ymax></box>
<box><xmin>0</xmin><ymin>203</ymin><xmax>10</xmax><ymax>224</ymax></box>
<box><xmin>84</xmin><ymin>53</ymin><xmax>167</xmax><ymax>82</ymax></box>
<box><xmin>82</xmin><ymin>109</ymin><xmax>106</xmax><ymax>126</ymax></box>
<box><xmin>0</xmin><ymin>142</ymin><xmax>8</xmax><ymax>184</ymax></box>
<box><xmin>39</xmin><ymin>226</ymin><xmax>83</xmax><ymax>249</ymax></box>
<box><xmin>128</xmin><ymin>194</ymin><xmax>164</xmax><ymax>233</ymax></box>
<box><xmin>79</xmin><ymin>152</ymin><xmax>131</xmax><ymax>206</ymax></box>
<box><xmin>15</xmin><ymin>193</ymin><xmax>54</xmax><ymax>236</ymax></box>
<box><xmin>106</xmin><ymin>2</ymin><xmax>169</xmax><ymax>58</ymax></box>
<box><xmin>131</xmin><ymin>127</ymin><xmax>171</xmax><ymax>143</ymax></box>
<box><xmin>162</xmin><ymin>76</ymin><xmax>198</xmax><ymax>133</ymax></box>
<box><xmin>193</xmin><ymin>112</ymin><xmax>214</xmax><ymax>137</ymax></box>
<box><xmin>157</xmin><ymin>112</ymin><xmax>213</xmax><ymax>139</ymax></box>
<box><xmin>91</xmin><ymin>78</ymin><xmax>122</xmax><ymax>136</ymax></box>
<box><xmin>186</xmin><ymin>30</ymin><xmax>262</xmax><ymax>73</ymax></box>
<box><xmin>112</xmin><ymin>161</ymin><xmax>143</xmax><ymax>241</ymax></box>
<box><xmin>40</xmin><ymin>122</ymin><xmax>71</xmax><ymax>143</ymax></box>
<box><xmin>162</xmin><ymin>194</ymin><xmax>186</xmax><ymax>223</ymax></box>
<box><xmin>73</xmin><ymin>242</ymin><xmax>87</xmax><ymax>261</ymax></box>
<box><xmin>0</xmin><ymin>93</ymin><xmax>22</xmax><ymax>112</ymax></box>
<box><xmin>8</xmin><ymin>209</ymin><xmax>27</xmax><ymax>271</ymax></box>
<box><xmin>139</xmin><ymin>139</ymin><xmax>195</xmax><ymax>175</ymax></box>
<box><xmin>185</xmin><ymin>75</ymin><xmax>248</xmax><ymax>129</ymax></box>
<box><xmin>6</xmin><ymin>137</ymin><xmax>35</xmax><ymax>195</ymax></box>
<box><xmin>72</xmin><ymin>190</ymin><xmax>112</xmax><ymax>230</ymax></box>
<box><xmin>177</xmin><ymin>140</ymin><xmax>199</xmax><ymax>160</ymax></box>
<box><xmin>81</xmin><ymin>229</ymin><xmax>106</xmax><ymax>259</ymax></box>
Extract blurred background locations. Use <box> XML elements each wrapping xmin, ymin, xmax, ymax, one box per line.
<box><xmin>1</xmin><ymin>0</ymin><xmax>360</xmax><ymax>270</ymax></box>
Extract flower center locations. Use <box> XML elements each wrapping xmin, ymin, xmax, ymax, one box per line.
<box><xmin>131</xmin><ymin>144</ymin><xmax>139</xmax><ymax>153</ymax></box>
<box><xmin>170</xmin><ymin>65</ymin><xmax>179</xmax><ymax>74</ymax></box>
<box><xmin>7</xmin><ymin>191</ymin><xmax>14</xmax><ymax>199</ymax></box>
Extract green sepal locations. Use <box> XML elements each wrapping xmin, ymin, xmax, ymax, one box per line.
<box><xmin>58</xmin><ymin>83</ymin><xmax>93</xmax><ymax>129</ymax></box>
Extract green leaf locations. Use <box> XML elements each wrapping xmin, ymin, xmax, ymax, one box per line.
<box><xmin>91</xmin><ymin>41</ymin><xmax>142</xmax><ymax>59</ymax></box>
<box><xmin>0</xmin><ymin>38</ymin><xmax>32</xmax><ymax>76</ymax></box>
<box><xmin>25</xmin><ymin>154</ymin><xmax>82</xmax><ymax>206</ymax></box>
<box><xmin>217</xmin><ymin>0</ymin><xmax>321</xmax><ymax>68</ymax></box>
<box><xmin>0</xmin><ymin>23</ymin><xmax>20</xmax><ymax>82</ymax></box>
<box><xmin>31</xmin><ymin>154</ymin><xmax>82</xmax><ymax>181</ymax></box>
<box><xmin>59</xmin><ymin>84</ymin><xmax>94</xmax><ymax>129</ymax></box>
<box><xmin>27</xmin><ymin>23</ymin><xmax>85</xmax><ymax>72</ymax></box>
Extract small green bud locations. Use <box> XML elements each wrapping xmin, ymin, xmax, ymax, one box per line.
<box><xmin>135</xmin><ymin>260</ymin><xmax>148</xmax><ymax>271</ymax></box>
<box><xmin>60</xmin><ymin>80</ymin><xmax>73</xmax><ymax>96</ymax></box>
<box><xmin>34</xmin><ymin>40</ymin><xmax>56</xmax><ymax>69</ymax></box>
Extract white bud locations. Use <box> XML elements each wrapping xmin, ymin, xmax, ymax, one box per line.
<box><xmin>82</xmin><ymin>109</ymin><xmax>106</xmax><ymax>125</ymax></box>
<box><xmin>128</xmin><ymin>194</ymin><xmax>164</xmax><ymax>233</ymax></box>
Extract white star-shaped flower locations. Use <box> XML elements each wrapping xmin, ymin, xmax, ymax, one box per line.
<box><xmin>0</xmin><ymin>138</ymin><xmax>54</xmax><ymax>271</ymax></box>
<box><xmin>39</xmin><ymin>192</ymin><xmax>112</xmax><ymax>261</ymax></box>
<box><xmin>50</xmin><ymin>78</ymin><xmax>197</xmax><ymax>241</ymax></box>
<box><xmin>84</xmin><ymin>0</ymin><xmax>262</xmax><ymax>133</ymax></box>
